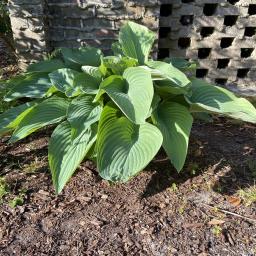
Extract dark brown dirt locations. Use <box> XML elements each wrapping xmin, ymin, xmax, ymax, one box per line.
<box><xmin>0</xmin><ymin>38</ymin><xmax>18</xmax><ymax>79</ymax></box>
<box><xmin>0</xmin><ymin>119</ymin><xmax>255</xmax><ymax>256</ymax></box>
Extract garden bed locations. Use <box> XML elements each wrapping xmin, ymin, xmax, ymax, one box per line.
<box><xmin>0</xmin><ymin>120</ymin><xmax>255</xmax><ymax>255</ymax></box>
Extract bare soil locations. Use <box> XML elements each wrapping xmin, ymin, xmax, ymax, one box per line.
<box><xmin>0</xmin><ymin>120</ymin><xmax>255</xmax><ymax>256</ymax></box>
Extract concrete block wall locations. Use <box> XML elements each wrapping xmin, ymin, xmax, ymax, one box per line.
<box><xmin>8</xmin><ymin>0</ymin><xmax>256</xmax><ymax>95</ymax></box>
<box><xmin>158</xmin><ymin>0</ymin><xmax>256</xmax><ymax>95</ymax></box>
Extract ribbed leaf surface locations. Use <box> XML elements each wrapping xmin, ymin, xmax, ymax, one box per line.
<box><xmin>49</xmin><ymin>68</ymin><xmax>80</xmax><ymax>97</ymax></box>
<box><xmin>49</xmin><ymin>121</ymin><xmax>96</xmax><ymax>193</ymax></box>
<box><xmin>101</xmin><ymin>67</ymin><xmax>154</xmax><ymax>124</ymax></box>
<box><xmin>102</xmin><ymin>56</ymin><xmax>138</xmax><ymax>75</ymax></box>
<box><xmin>27</xmin><ymin>59</ymin><xmax>65</xmax><ymax>73</ymax></box>
<box><xmin>186</xmin><ymin>79</ymin><xmax>256</xmax><ymax>123</ymax></box>
<box><xmin>0</xmin><ymin>102</ymin><xmax>36</xmax><ymax>135</ymax></box>
<box><xmin>97</xmin><ymin>104</ymin><xmax>163</xmax><ymax>182</ymax></box>
<box><xmin>119</xmin><ymin>21</ymin><xmax>156</xmax><ymax>64</ymax></box>
<box><xmin>74</xmin><ymin>73</ymin><xmax>101</xmax><ymax>95</ymax></box>
<box><xmin>10</xmin><ymin>97</ymin><xmax>69</xmax><ymax>142</ymax></box>
<box><xmin>146</xmin><ymin>61</ymin><xmax>190</xmax><ymax>87</ymax></box>
<box><xmin>81</xmin><ymin>65</ymin><xmax>102</xmax><ymax>79</ymax></box>
<box><xmin>67</xmin><ymin>95</ymin><xmax>102</xmax><ymax>139</ymax></box>
<box><xmin>152</xmin><ymin>102</ymin><xmax>193</xmax><ymax>171</ymax></box>
<box><xmin>4</xmin><ymin>73</ymin><xmax>52</xmax><ymax>101</ymax></box>
<box><xmin>61</xmin><ymin>47</ymin><xmax>102</xmax><ymax>70</ymax></box>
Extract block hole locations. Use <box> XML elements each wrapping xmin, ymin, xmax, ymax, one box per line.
<box><xmin>217</xmin><ymin>59</ymin><xmax>230</xmax><ymax>69</ymax></box>
<box><xmin>237</xmin><ymin>68</ymin><xmax>250</xmax><ymax>78</ymax></box>
<box><xmin>159</xmin><ymin>27</ymin><xmax>171</xmax><ymax>38</ymax></box>
<box><xmin>178</xmin><ymin>37</ymin><xmax>191</xmax><ymax>49</ymax></box>
<box><xmin>244</xmin><ymin>27</ymin><xmax>256</xmax><ymax>37</ymax></box>
<box><xmin>198</xmin><ymin>48</ymin><xmax>211</xmax><ymax>59</ymax></box>
<box><xmin>215</xmin><ymin>78</ymin><xmax>227</xmax><ymax>85</ymax></box>
<box><xmin>203</xmin><ymin>4</ymin><xmax>218</xmax><ymax>16</ymax></box>
<box><xmin>248</xmin><ymin>4</ymin><xmax>256</xmax><ymax>15</ymax></box>
<box><xmin>241</xmin><ymin>48</ymin><xmax>254</xmax><ymax>58</ymax></box>
<box><xmin>227</xmin><ymin>0</ymin><xmax>239</xmax><ymax>4</ymax></box>
<box><xmin>196</xmin><ymin>69</ymin><xmax>208</xmax><ymax>78</ymax></box>
<box><xmin>180</xmin><ymin>15</ymin><xmax>194</xmax><ymax>26</ymax></box>
<box><xmin>160</xmin><ymin>4</ymin><xmax>173</xmax><ymax>17</ymax></box>
<box><xmin>220</xmin><ymin>37</ymin><xmax>234</xmax><ymax>48</ymax></box>
<box><xmin>158</xmin><ymin>48</ymin><xmax>169</xmax><ymax>59</ymax></box>
<box><xmin>181</xmin><ymin>0</ymin><xmax>194</xmax><ymax>3</ymax></box>
<box><xmin>224</xmin><ymin>15</ymin><xmax>238</xmax><ymax>26</ymax></box>
<box><xmin>200</xmin><ymin>27</ymin><xmax>214</xmax><ymax>38</ymax></box>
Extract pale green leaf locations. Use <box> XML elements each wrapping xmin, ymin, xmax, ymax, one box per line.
<box><xmin>61</xmin><ymin>47</ymin><xmax>102</xmax><ymax>70</ymax></box>
<box><xmin>81</xmin><ymin>65</ymin><xmax>102</xmax><ymax>79</ymax></box>
<box><xmin>100</xmin><ymin>67</ymin><xmax>154</xmax><ymax>124</ymax></box>
<box><xmin>97</xmin><ymin>103</ymin><xmax>163</xmax><ymax>182</ymax></box>
<box><xmin>10</xmin><ymin>97</ymin><xmax>69</xmax><ymax>142</ymax></box>
<box><xmin>152</xmin><ymin>102</ymin><xmax>193</xmax><ymax>171</ymax></box>
<box><xmin>155</xmin><ymin>80</ymin><xmax>189</xmax><ymax>96</ymax></box>
<box><xmin>111</xmin><ymin>41</ymin><xmax>124</xmax><ymax>57</ymax></box>
<box><xmin>102</xmin><ymin>56</ymin><xmax>138</xmax><ymax>75</ymax></box>
<box><xmin>49</xmin><ymin>121</ymin><xmax>97</xmax><ymax>193</ymax></box>
<box><xmin>186</xmin><ymin>78</ymin><xmax>256</xmax><ymax>123</ymax></box>
<box><xmin>74</xmin><ymin>72</ymin><xmax>101</xmax><ymax>95</ymax></box>
<box><xmin>146</xmin><ymin>60</ymin><xmax>191</xmax><ymax>87</ymax></box>
<box><xmin>0</xmin><ymin>102</ymin><xmax>36</xmax><ymax>135</ymax></box>
<box><xmin>165</xmin><ymin>58</ymin><xmax>198</xmax><ymax>72</ymax></box>
<box><xmin>27</xmin><ymin>59</ymin><xmax>65</xmax><ymax>73</ymax></box>
<box><xmin>67</xmin><ymin>95</ymin><xmax>102</xmax><ymax>139</ymax></box>
<box><xmin>49</xmin><ymin>68</ymin><xmax>81</xmax><ymax>97</ymax></box>
<box><xmin>119</xmin><ymin>21</ymin><xmax>156</xmax><ymax>64</ymax></box>
<box><xmin>4</xmin><ymin>73</ymin><xmax>52</xmax><ymax>101</ymax></box>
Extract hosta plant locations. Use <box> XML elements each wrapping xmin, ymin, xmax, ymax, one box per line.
<box><xmin>1</xmin><ymin>22</ymin><xmax>256</xmax><ymax>193</ymax></box>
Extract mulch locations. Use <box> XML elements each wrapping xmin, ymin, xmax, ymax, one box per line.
<box><xmin>0</xmin><ymin>120</ymin><xmax>255</xmax><ymax>256</ymax></box>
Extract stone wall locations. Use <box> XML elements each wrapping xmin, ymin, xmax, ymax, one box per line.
<box><xmin>8</xmin><ymin>0</ymin><xmax>159</xmax><ymax>68</ymax></box>
<box><xmin>8</xmin><ymin>0</ymin><xmax>256</xmax><ymax>95</ymax></box>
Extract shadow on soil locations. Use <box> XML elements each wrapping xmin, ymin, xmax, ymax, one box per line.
<box><xmin>142</xmin><ymin>121</ymin><xmax>256</xmax><ymax>198</ymax></box>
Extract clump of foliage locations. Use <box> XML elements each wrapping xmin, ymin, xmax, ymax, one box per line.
<box><xmin>0</xmin><ymin>22</ymin><xmax>256</xmax><ymax>193</ymax></box>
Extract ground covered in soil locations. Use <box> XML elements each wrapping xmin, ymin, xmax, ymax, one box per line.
<box><xmin>0</xmin><ymin>120</ymin><xmax>255</xmax><ymax>256</ymax></box>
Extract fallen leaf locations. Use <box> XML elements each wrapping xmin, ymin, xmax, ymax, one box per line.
<box><xmin>208</xmin><ymin>219</ymin><xmax>225</xmax><ymax>225</ymax></box>
<box><xmin>227</xmin><ymin>196</ymin><xmax>241</xmax><ymax>207</ymax></box>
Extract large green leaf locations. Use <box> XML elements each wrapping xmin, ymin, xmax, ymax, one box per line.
<box><xmin>49</xmin><ymin>68</ymin><xmax>81</xmax><ymax>97</ymax></box>
<box><xmin>111</xmin><ymin>41</ymin><xmax>124</xmax><ymax>57</ymax></box>
<box><xmin>165</xmin><ymin>58</ymin><xmax>198</xmax><ymax>72</ymax></box>
<box><xmin>26</xmin><ymin>59</ymin><xmax>65</xmax><ymax>73</ymax></box>
<box><xmin>0</xmin><ymin>102</ymin><xmax>36</xmax><ymax>135</ymax></box>
<box><xmin>186</xmin><ymin>78</ymin><xmax>256</xmax><ymax>123</ymax></box>
<box><xmin>4</xmin><ymin>73</ymin><xmax>52</xmax><ymax>101</ymax></box>
<box><xmin>61</xmin><ymin>47</ymin><xmax>102</xmax><ymax>70</ymax></box>
<box><xmin>155</xmin><ymin>80</ymin><xmax>189</xmax><ymax>96</ymax></box>
<box><xmin>152</xmin><ymin>102</ymin><xmax>193</xmax><ymax>171</ymax></box>
<box><xmin>49</xmin><ymin>121</ymin><xmax>97</xmax><ymax>194</ymax></box>
<box><xmin>10</xmin><ymin>97</ymin><xmax>69</xmax><ymax>142</ymax></box>
<box><xmin>102</xmin><ymin>56</ymin><xmax>138</xmax><ymax>75</ymax></box>
<box><xmin>74</xmin><ymin>72</ymin><xmax>101</xmax><ymax>95</ymax></box>
<box><xmin>146</xmin><ymin>60</ymin><xmax>191</xmax><ymax>87</ymax></box>
<box><xmin>100</xmin><ymin>67</ymin><xmax>154</xmax><ymax>124</ymax></box>
<box><xmin>97</xmin><ymin>103</ymin><xmax>163</xmax><ymax>182</ymax></box>
<box><xmin>81</xmin><ymin>65</ymin><xmax>103</xmax><ymax>79</ymax></box>
<box><xmin>67</xmin><ymin>95</ymin><xmax>102</xmax><ymax>139</ymax></box>
<box><xmin>119</xmin><ymin>21</ymin><xmax>156</xmax><ymax>64</ymax></box>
